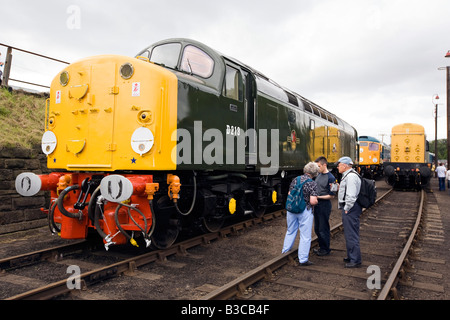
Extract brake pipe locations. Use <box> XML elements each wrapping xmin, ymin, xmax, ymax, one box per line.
<box><xmin>168</xmin><ymin>172</ymin><xmax>197</xmax><ymax>216</ymax></box>
<box><xmin>94</xmin><ymin>195</ymin><xmax>108</xmax><ymax>240</ymax></box>
<box><xmin>56</xmin><ymin>185</ymin><xmax>83</xmax><ymax>219</ymax></box>
<box><xmin>114</xmin><ymin>202</ymin><xmax>147</xmax><ymax>247</ymax></box>
<box><xmin>47</xmin><ymin>201</ymin><xmax>60</xmax><ymax>235</ymax></box>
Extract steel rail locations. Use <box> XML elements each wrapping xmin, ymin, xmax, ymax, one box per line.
<box><xmin>5</xmin><ymin>210</ymin><xmax>284</xmax><ymax>300</ymax></box>
<box><xmin>0</xmin><ymin>240</ymin><xmax>88</xmax><ymax>271</ymax></box>
<box><xmin>202</xmin><ymin>188</ymin><xmax>393</xmax><ymax>300</ymax></box>
<box><xmin>377</xmin><ymin>189</ymin><xmax>424</xmax><ymax>300</ymax></box>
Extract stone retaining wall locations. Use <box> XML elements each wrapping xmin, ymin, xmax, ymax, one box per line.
<box><xmin>0</xmin><ymin>146</ymin><xmax>51</xmax><ymax>234</ymax></box>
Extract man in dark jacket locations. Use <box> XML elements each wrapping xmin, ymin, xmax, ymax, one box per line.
<box><xmin>313</xmin><ymin>156</ymin><xmax>336</xmax><ymax>256</ymax></box>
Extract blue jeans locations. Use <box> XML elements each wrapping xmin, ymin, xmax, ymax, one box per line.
<box><xmin>342</xmin><ymin>202</ymin><xmax>362</xmax><ymax>264</ymax></box>
<box><xmin>438</xmin><ymin>177</ymin><xmax>445</xmax><ymax>191</ymax></box>
<box><xmin>282</xmin><ymin>208</ymin><xmax>314</xmax><ymax>263</ymax></box>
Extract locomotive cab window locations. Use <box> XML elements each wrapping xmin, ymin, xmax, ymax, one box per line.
<box><xmin>223</xmin><ymin>65</ymin><xmax>243</xmax><ymax>101</ymax></box>
<box><xmin>149</xmin><ymin>43</ymin><xmax>182</xmax><ymax>69</ymax></box>
<box><xmin>137</xmin><ymin>50</ymin><xmax>150</xmax><ymax>59</ymax></box>
<box><xmin>180</xmin><ymin>45</ymin><xmax>214</xmax><ymax>78</ymax></box>
<box><xmin>369</xmin><ymin>143</ymin><xmax>379</xmax><ymax>151</ymax></box>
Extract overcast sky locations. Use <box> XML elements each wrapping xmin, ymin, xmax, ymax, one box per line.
<box><xmin>2</xmin><ymin>0</ymin><xmax>450</xmax><ymax>144</ymax></box>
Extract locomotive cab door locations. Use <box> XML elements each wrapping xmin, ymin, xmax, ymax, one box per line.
<box><xmin>219</xmin><ymin>62</ymin><xmax>257</xmax><ymax>170</ymax></box>
<box><xmin>221</xmin><ymin>61</ymin><xmax>246</xmax><ymax>170</ymax></box>
<box><xmin>242</xmin><ymin>69</ymin><xmax>257</xmax><ymax>168</ymax></box>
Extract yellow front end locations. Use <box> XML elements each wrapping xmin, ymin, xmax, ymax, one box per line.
<box><xmin>45</xmin><ymin>55</ymin><xmax>178</xmax><ymax>171</ymax></box>
<box><xmin>390</xmin><ymin>123</ymin><xmax>426</xmax><ymax>163</ymax></box>
<box><xmin>359</xmin><ymin>142</ymin><xmax>381</xmax><ymax>165</ymax></box>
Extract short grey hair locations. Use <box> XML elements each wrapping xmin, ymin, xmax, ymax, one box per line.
<box><xmin>303</xmin><ymin>161</ymin><xmax>319</xmax><ymax>178</ymax></box>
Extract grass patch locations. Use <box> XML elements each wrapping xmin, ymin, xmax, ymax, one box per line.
<box><xmin>0</xmin><ymin>88</ymin><xmax>47</xmax><ymax>148</ymax></box>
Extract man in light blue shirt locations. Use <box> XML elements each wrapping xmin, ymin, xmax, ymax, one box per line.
<box><xmin>337</xmin><ymin>156</ymin><xmax>362</xmax><ymax>268</ymax></box>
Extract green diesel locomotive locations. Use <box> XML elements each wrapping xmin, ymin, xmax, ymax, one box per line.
<box><xmin>15</xmin><ymin>38</ymin><xmax>357</xmax><ymax>249</ymax></box>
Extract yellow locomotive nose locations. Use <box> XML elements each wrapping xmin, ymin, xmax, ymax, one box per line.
<box><xmin>46</xmin><ymin>55</ymin><xmax>178</xmax><ymax>171</ymax></box>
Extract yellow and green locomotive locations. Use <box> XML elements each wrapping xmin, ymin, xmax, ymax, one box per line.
<box><xmin>383</xmin><ymin>123</ymin><xmax>432</xmax><ymax>189</ymax></box>
<box><xmin>15</xmin><ymin>38</ymin><xmax>357</xmax><ymax>249</ymax></box>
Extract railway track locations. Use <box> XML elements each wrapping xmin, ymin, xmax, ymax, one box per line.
<box><xmin>0</xmin><ymin>240</ymin><xmax>90</xmax><ymax>272</ymax></box>
<box><xmin>0</xmin><ymin>180</ymin><xmax>436</xmax><ymax>301</ymax></box>
<box><xmin>1</xmin><ymin>210</ymin><xmax>285</xmax><ymax>300</ymax></box>
<box><xmin>202</xmin><ymin>187</ymin><xmax>427</xmax><ymax>300</ymax></box>
<box><xmin>395</xmin><ymin>190</ymin><xmax>446</xmax><ymax>299</ymax></box>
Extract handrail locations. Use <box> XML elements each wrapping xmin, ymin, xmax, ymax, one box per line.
<box><xmin>0</xmin><ymin>43</ymin><xmax>70</xmax><ymax>90</ymax></box>
<box><xmin>0</xmin><ymin>43</ymin><xmax>70</xmax><ymax>64</ymax></box>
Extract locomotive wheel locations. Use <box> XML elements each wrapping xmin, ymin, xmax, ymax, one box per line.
<box><xmin>150</xmin><ymin>196</ymin><xmax>180</xmax><ymax>250</ymax></box>
<box><xmin>250</xmin><ymin>201</ymin><xmax>266</xmax><ymax>218</ymax></box>
<box><xmin>151</xmin><ymin>218</ymin><xmax>180</xmax><ymax>249</ymax></box>
<box><xmin>249</xmin><ymin>195</ymin><xmax>266</xmax><ymax>218</ymax></box>
<box><xmin>201</xmin><ymin>214</ymin><xmax>225</xmax><ymax>233</ymax></box>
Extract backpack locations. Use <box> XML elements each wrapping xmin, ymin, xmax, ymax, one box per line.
<box><xmin>285</xmin><ymin>176</ymin><xmax>312</xmax><ymax>213</ymax></box>
<box><xmin>347</xmin><ymin>171</ymin><xmax>377</xmax><ymax>208</ymax></box>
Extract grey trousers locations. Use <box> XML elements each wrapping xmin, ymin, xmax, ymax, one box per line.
<box><xmin>341</xmin><ymin>202</ymin><xmax>362</xmax><ymax>264</ymax></box>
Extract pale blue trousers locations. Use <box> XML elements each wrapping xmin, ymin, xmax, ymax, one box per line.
<box><xmin>282</xmin><ymin>208</ymin><xmax>314</xmax><ymax>263</ymax></box>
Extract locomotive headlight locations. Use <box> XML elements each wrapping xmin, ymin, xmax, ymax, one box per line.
<box><xmin>120</xmin><ymin>62</ymin><xmax>134</xmax><ymax>79</ymax></box>
<box><xmin>131</xmin><ymin>127</ymin><xmax>154</xmax><ymax>156</ymax></box>
<box><xmin>59</xmin><ymin>71</ymin><xmax>69</xmax><ymax>86</ymax></box>
<box><xmin>41</xmin><ymin>131</ymin><xmax>57</xmax><ymax>155</ymax></box>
